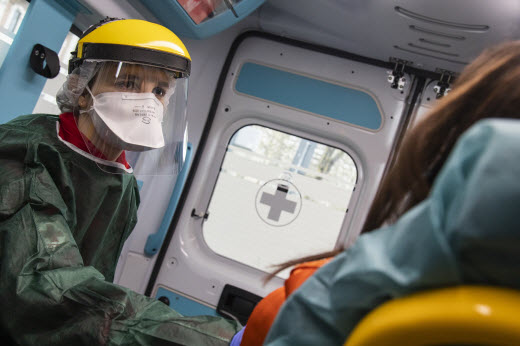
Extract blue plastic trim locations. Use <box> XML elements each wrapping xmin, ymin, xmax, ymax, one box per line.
<box><xmin>140</xmin><ymin>0</ymin><xmax>265</xmax><ymax>39</ymax></box>
<box><xmin>235</xmin><ymin>62</ymin><xmax>383</xmax><ymax>130</ymax></box>
<box><xmin>144</xmin><ymin>143</ymin><xmax>193</xmax><ymax>257</ymax></box>
<box><xmin>0</xmin><ymin>0</ymin><xmax>77</xmax><ymax>124</ymax></box>
<box><xmin>54</xmin><ymin>0</ymin><xmax>92</xmax><ymax>15</ymax></box>
<box><xmin>156</xmin><ymin>287</ymin><xmax>218</xmax><ymax>317</ymax></box>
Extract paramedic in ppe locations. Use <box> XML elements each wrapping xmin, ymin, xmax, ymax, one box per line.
<box><xmin>0</xmin><ymin>18</ymin><xmax>241</xmax><ymax>345</ymax></box>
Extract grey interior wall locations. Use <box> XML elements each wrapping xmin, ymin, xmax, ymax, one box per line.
<box><xmin>258</xmin><ymin>0</ymin><xmax>520</xmax><ymax>73</ymax></box>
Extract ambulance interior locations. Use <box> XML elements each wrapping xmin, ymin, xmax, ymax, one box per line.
<box><xmin>1</xmin><ymin>0</ymin><xmax>519</xmax><ymax>342</ymax></box>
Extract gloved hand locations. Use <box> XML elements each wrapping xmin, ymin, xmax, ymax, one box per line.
<box><xmin>230</xmin><ymin>326</ymin><xmax>245</xmax><ymax>346</ymax></box>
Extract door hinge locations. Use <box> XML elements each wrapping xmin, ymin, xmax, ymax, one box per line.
<box><xmin>433</xmin><ymin>69</ymin><xmax>456</xmax><ymax>99</ymax></box>
<box><xmin>387</xmin><ymin>58</ymin><xmax>412</xmax><ymax>90</ymax></box>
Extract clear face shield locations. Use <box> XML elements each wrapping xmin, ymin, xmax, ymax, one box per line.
<box><xmin>74</xmin><ymin>61</ymin><xmax>188</xmax><ymax>177</ymax></box>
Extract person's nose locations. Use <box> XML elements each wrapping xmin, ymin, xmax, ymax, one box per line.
<box><xmin>142</xmin><ymin>80</ymin><xmax>159</xmax><ymax>94</ymax></box>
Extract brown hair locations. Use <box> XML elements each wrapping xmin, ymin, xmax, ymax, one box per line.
<box><xmin>268</xmin><ymin>41</ymin><xmax>520</xmax><ymax>279</ymax></box>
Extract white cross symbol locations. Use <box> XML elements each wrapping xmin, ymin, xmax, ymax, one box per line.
<box><xmin>259</xmin><ymin>184</ymin><xmax>297</xmax><ymax>221</ymax></box>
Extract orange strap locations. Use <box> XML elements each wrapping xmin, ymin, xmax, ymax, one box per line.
<box><xmin>241</xmin><ymin>259</ymin><xmax>331</xmax><ymax>346</ymax></box>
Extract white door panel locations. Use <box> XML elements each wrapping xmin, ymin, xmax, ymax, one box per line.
<box><xmin>150</xmin><ymin>33</ymin><xmax>413</xmax><ymax>317</ymax></box>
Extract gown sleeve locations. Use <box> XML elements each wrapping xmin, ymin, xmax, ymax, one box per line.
<box><xmin>264</xmin><ymin>119</ymin><xmax>520</xmax><ymax>346</ymax></box>
<box><xmin>0</xmin><ymin>144</ymin><xmax>241</xmax><ymax>345</ymax></box>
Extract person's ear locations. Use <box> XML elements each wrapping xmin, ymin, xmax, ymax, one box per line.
<box><xmin>78</xmin><ymin>94</ymin><xmax>88</xmax><ymax>109</ymax></box>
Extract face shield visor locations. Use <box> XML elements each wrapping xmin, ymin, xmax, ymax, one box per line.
<box><xmin>74</xmin><ymin>61</ymin><xmax>188</xmax><ymax>177</ymax></box>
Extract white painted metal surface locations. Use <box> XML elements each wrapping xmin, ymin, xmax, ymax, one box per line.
<box><xmin>258</xmin><ymin>0</ymin><xmax>520</xmax><ymax>74</ymax></box>
<box><xmin>151</xmin><ymin>35</ymin><xmax>411</xmax><ymax>305</ymax></box>
<box><xmin>113</xmin><ymin>15</ymin><xmax>261</xmax><ymax>292</ymax></box>
<box><xmin>73</xmin><ymin>0</ymin><xmax>520</xmax><ymax>308</ymax></box>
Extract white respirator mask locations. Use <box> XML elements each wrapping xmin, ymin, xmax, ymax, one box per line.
<box><xmin>86</xmin><ymin>86</ymin><xmax>165</xmax><ymax>151</ymax></box>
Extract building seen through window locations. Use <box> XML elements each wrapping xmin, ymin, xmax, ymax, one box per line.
<box><xmin>204</xmin><ymin>125</ymin><xmax>357</xmax><ymax>278</ymax></box>
<box><xmin>0</xmin><ymin>0</ymin><xmax>28</xmax><ymax>68</ymax></box>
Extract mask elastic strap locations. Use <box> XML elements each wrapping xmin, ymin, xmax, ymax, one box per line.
<box><xmin>85</xmin><ymin>85</ymin><xmax>95</xmax><ymax>99</ymax></box>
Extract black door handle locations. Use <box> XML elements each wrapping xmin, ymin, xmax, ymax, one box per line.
<box><xmin>30</xmin><ymin>44</ymin><xmax>60</xmax><ymax>79</ymax></box>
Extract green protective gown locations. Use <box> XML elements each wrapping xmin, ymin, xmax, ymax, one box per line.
<box><xmin>264</xmin><ymin>118</ymin><xmax>520</xmax><ymax>345</ymax></box>
<box><xmin>0</xmin><ymin>114</ymin><xmax>241</xmax><ymax>345</ymax></box>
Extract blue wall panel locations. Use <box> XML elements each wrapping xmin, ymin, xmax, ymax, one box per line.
<box><xmin>156</xmin><ymin>287</ymin><xmax>219</xmax><ymax>317</ymax></box>
<box><xmin>235</xmin><ymin>62</ymin><xmax>382</xmax><ymax>130</ymax></box>
<box><xmin>0</xmin><ymin>0</ymin><xmax>76</xmax><ymax>124</ymax></box>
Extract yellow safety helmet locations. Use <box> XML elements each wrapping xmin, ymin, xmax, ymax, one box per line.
<box><xmin>69</xmin><ymin>17</ymin><xmax>191</xmax><ymax>77</ymax></box>
<box><xmin>60</xmin><ymin>18</ymin><xmax>192</xmax><ymax>177</ymax></box>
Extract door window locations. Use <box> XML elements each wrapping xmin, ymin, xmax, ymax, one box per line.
<box><xmin>203</xmin><ymin>125</ymin><xmax>357</xmax><ymax>277</ymax></box>
<box><xmin>0</xmin><ymin>0</ymin><xmax>28</xmax><ymax>69</ymax></box>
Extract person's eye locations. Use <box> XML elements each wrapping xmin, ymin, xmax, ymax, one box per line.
<box><xmin>152</xmin><ymin>86</ymin><xmax>166</xmax><ymax>98</ymax></box>
<box><xmin>115</xmin><ymin>79</ymin><xmax>139</xmax><ymax>91</ymax></box>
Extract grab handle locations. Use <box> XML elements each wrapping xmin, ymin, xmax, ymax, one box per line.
<box><xmin>144</xmin><ymin>143</ymin><xmax>192</xmax><ymax>256</ymax></box>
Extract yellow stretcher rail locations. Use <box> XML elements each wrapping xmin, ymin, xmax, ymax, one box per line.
<box><xmin>345</xmin><ymin>286</ymin><xmax>520</xmax><ymax>346</ymax></box>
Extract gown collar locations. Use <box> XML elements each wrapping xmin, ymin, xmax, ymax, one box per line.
<box><xmin>57</xmin><ymin>112</ymin><xmax>130</xmax><ymax>169</ymax></box>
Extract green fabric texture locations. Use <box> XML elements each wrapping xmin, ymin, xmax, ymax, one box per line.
<box><xmin>265</xmin><ymin>119</ymin><xmax>520</xmax><ymax>345</ymax></box>
<box><xmin>0</xmin><ymin>114</ymin><xmax>241</xmax><ymax>345</ymax></box>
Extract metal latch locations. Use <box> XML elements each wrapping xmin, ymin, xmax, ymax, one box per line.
<box><xmin>387</xmin><ymin>58</ymin><xmax>411</xmax><ymax>90</ymax></box>
<box><xmin>433</xmin><ymin>69</ymin><xmax>455</xmax><ymax>99</ymax></box>
<box><xmin>191</xmin><ymin>209</ymin><xmax>209</xmax><ymax>220</ymax></box>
